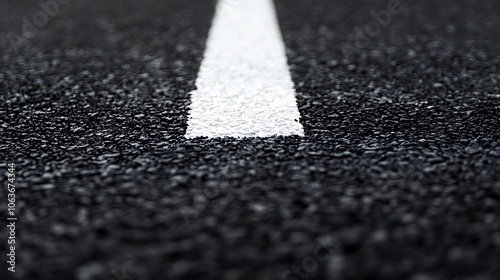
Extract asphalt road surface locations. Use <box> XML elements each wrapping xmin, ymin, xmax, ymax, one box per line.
<box><xmin>1</xmin><ymin>0</ymin><xmax>499</xmax><ymax>279</ymax></box>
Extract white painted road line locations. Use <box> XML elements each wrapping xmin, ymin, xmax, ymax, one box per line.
<box><xmin>185</xmin><ymin>0</ymin><xmax>304</xmax><ymax>138</ymax></box>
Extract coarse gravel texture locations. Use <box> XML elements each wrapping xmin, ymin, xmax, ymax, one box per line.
<box><xmin>0</xmin><ymin>0</ymin><xmax>499</xmax><ymax>280</ymax></box>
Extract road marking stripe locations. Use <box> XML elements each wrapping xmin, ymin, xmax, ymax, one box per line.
<box><xmin>185</xmin><ymin>0</ymin><xmax>304</xmax><ymax>138</ymax></box>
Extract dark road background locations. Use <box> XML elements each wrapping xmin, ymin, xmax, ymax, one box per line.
<box><xmin>1</xmin><ymin>0</ymin><xmax>499</xmax><ymax>279</ymax></box>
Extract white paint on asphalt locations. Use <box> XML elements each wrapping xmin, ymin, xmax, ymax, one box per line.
<box><xmin>185</xmin><ymin>0</ymin><xmax>304</xmax><ymax>138</ymax></box>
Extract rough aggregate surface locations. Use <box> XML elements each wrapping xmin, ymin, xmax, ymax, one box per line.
<box><xmin>0</xmin><ymin>0</ymin><xmax>499</xmax><ymax>279</ymax></box>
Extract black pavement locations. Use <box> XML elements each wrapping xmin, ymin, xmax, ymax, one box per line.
<box><xmin>0</xmin><ymin>0</ymin><xmax>499</xmax><ymax>279</ymax></box>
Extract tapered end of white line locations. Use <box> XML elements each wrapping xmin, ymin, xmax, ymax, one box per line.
<box><xmin>185</xmin><ymin>90</ymin><xmax>304</xmax><ymax>139</ymax></box>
